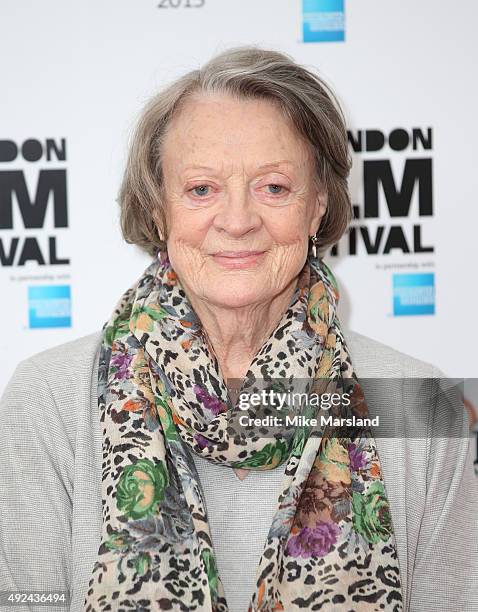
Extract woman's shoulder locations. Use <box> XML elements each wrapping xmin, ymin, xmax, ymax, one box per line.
<box><xmin>343</xmin><ymin>328</ymin><xmax>461</xmax><ymax>437</ymax></box>
<box><xmin>24</xmin><ymin>329</ymin><xmax>104</xmax><ymax>375</ymax></box>
<box><xmin>5</xmin><ymin>330</ymin><xmax>103</xmax><ymax>393</ymax></box>
<box><xmin>1</xmin><ymin>330</ymin><xmax>104</xmax><ymax>446</ymax></box>
<box><xmin>342</xmin><ymin>327</ymin><xmax>470</xmax><ymax>458</ymax></box>
<box><xmin>343</xmin><ymin>327</ymin><xmax>443</xmax><ymax>378</ymax></box>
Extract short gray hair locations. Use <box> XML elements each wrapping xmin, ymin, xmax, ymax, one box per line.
<box><xmin>119</xmin><ymin>45</ymin><xmax>352</xmax><ymax>257</ymax></box>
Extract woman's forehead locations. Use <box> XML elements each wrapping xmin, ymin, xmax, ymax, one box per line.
<box><xmin>162</xmin><ymin>99</ymin><xmax>312</xmax><ymax>174</ymax></box>
<box><xmin>164</xmin><ymin>93</ymin><xmax>304</xmax><ymax>147</ymax></box>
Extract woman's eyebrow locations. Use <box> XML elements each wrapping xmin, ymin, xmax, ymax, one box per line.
<box><xmin>256</xmin><ymin>160</ymin><xmax>296</xmax><ymax>171</ymax></box>
<box><xmin>182</xmin><ymin>159</ymin><xmax>296</xmax><ymax>172</ymax></box>
<box><xmin>180</xmin><ymin>160</ymin><xmax>297</xmax><ymax>178</ymax></box>
<box><xmin>181</xmin><ymin>165</ymin><xmax>217</xmax><ymax>174</ymax></box>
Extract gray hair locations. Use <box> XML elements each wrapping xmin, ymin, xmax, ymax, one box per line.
<box><xmin>119</xmin><ymin>45</ymin><xmax>352</xmax><ymax>257</ymax></box>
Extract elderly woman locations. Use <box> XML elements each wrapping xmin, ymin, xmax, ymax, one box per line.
<box><xmin>0</xmin><ymin>46</ymin><xmax>477</xmax><ymax>612</ymax></box>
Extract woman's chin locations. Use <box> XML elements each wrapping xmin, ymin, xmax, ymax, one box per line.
<box><xmin>203</xmin><ymin>281</ymin><xmax>268</xmax><ymax>309</ymax></box>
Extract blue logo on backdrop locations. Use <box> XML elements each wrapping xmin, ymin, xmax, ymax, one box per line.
<box><xmin>303</xmin><ymin>0</ymin><xmax>345</xmax><ymax>42</ymax></box>
<box><xmin>393</xmin><ymin>273</ymin><xmax>435</xmax><ymax>316</ymax></box>
<box><xmin>28</xmin><ymin>285</ymin><xmax>71</xmax><ymax>328</ymax></box>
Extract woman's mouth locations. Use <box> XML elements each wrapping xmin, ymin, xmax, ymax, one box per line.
<box><xmin>211</xmin><ymin>250</ymin><xmax>266</xmax><ymax>269</ymax></box>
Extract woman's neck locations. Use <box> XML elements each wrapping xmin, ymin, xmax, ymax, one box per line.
<box><xmin>186</xmin><ymin>281</ymin><xmax>298</xmax><ymax>483</ymax></box>
<box><xmin>189</xmin><ymin>280</ymin><xmax>297</xmax><ymax>381</ymax></box>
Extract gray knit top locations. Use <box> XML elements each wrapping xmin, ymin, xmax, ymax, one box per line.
<box><xmin>0</xmin><ymin>329</ymin><xmax>477</xmax><ymax>612</ymax></box>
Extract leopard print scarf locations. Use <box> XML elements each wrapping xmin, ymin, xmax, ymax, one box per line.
<box><xmin>83</xmin><ymin>250</ymin><xmax>403</xmax><ymax>611</ymax></box>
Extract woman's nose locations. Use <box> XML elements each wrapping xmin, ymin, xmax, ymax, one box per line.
<box><xmin>212</xmin><ymin>187</ymin><xmax>262</xmax><ymax>238</ymax></box>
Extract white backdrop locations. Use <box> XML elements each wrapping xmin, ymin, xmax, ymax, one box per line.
<box><xmin>1</xmin><ymin>0</ymin><xmax>477</xmax><ymax>392</ymax></box>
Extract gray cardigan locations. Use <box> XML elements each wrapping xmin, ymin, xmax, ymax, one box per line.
<box><xmin>0</xmin><ymin>328</ymin><xmax>477</xmax><ymax>612</ymax></box>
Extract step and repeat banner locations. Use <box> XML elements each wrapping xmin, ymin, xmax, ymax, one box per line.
<box><xmin>1</xmin><ymin>0</ymin><xmax>477</xmax><ymax>441</ymax></box>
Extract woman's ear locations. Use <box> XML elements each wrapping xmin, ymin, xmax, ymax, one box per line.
<box><xmin>309</xmin><ymin>186</ymin><xmax>328</xmax><ymax>236</ymax></box>
<box><xmin>152</xmin><ymin>209</ymin><xmax>165</xmax><ymax>242</ymax></box>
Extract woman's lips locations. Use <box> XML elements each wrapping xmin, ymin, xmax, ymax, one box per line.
<box><xmin>211</xmin><ymin>250</ymin><xmax>265</xmax><ymax>269</ymax></box>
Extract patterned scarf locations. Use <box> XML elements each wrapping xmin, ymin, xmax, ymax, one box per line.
<box><xmin>83</xmin><ymin>250</ymin><xmax>403</xmax><ymax>611</ymax></box>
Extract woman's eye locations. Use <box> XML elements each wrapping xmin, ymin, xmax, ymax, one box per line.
<box><xmin>265</xmin><ymin>184</ymin><xmax>287</xmax><ymax>195</ymax></box>
<box><xmin>190</xmin><ymin>185</ymin><xmax>211</xmax><ymax>197</ymax></box>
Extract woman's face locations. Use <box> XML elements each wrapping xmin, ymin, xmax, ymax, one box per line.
<box><xmin>159</xmin><ymin>92</ymin><xmax>327</xmax><ymax>309</ymax></box>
